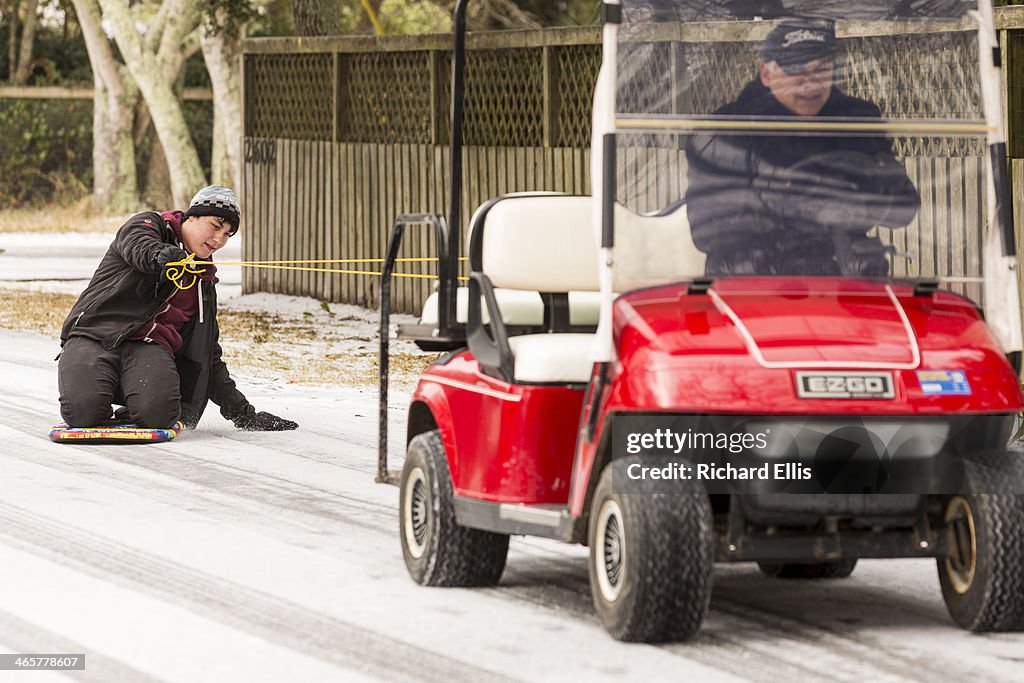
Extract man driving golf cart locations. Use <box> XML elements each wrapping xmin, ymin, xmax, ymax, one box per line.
<box><xmin>685</xmin><ymin>18</ymin><xmax>921</xmax><ymax>276</ymax></box>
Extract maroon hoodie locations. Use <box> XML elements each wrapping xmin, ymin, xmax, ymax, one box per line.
<box><xmin>128</xmin><ymin>210</ymin><xmax>218</xmax><ymax>355</ymax></box>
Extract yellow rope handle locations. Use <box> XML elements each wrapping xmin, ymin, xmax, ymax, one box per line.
<box><xmin>164</xmin><ymin>254</ymin><xmax>207</xmax><ymax>290</ymax></box>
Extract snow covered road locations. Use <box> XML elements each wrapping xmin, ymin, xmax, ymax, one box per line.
<box><xmin>1</xmin><ymin>330</ymin><xmax>1023</xmax><ymax>682</ymax></box>
<box><xmin>1</xmin><ymin>230</ymin><xmax>1023</xmax><ymax>681</ymax></box>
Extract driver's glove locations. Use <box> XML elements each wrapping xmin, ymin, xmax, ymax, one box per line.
<box><xmin>835</xmin><ymin>233</ymin><xmax>892</xmax><ymax>277</ymax></box>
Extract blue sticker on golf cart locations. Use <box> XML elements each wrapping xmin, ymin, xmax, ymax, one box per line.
<box><xmin>917</xmin><ymin>370</ymin><xmax>971</xmax><ymax>395</ymax></box>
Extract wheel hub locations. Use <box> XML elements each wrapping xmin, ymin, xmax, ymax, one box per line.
<box><xmin>595</xmin><ymin>499</ymin><xmax>625</xmax><ymax>601</ymax></box>
<box><xmin>943</xmin><ymin>496</ymin><xmax>977</xmax><ymax>594</ymax></box>
<box><xmin>403</xmin><ymin>467</ymin><xmax>430</xmax><ymax>559</ymax></box>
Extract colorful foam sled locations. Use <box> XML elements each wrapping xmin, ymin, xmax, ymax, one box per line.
<box><xmin>49</xmin><ymin>421</ymin><xmax>184</xmax><ymax>444</ymax></box>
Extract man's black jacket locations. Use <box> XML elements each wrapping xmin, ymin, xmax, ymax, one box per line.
<box><xmin>59</xmin><ymin>212</ymin><xmax>246</xmax><ymax>426</ymax></box>
<box><xmin>684</xmin><ymin>77</ymin><xmax>920</xmax><ymax>275</ymax></box>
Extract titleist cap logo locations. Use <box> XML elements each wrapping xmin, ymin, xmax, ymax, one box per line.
<box><xmin>782</xmin><ymin>29</ymin><xmax>827</xmax><ymax>48</ymax></box>
<box><xmin>761</xmin><ymin>20</ymin><xmax>836</xmax><ymax>73</ymax></box>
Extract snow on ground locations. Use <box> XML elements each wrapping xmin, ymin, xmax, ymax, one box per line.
<box><xmin>1</xmin><ymin>231</ymin><xmax>1023</xmax><ymax>681</ymax></box>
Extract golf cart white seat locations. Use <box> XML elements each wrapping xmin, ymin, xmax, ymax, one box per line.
<box><xmin>467</xmin><ymin>193</ymin><xmax>702</xmax><ymax>384</ymax></box>
<box><xmin>419</xmin><ymin>288</ymin><xmax>602</xmax><ymax>327</ymax></box>
<box><xmin>508</xmin><ymin>333</ymin><xmax>598</xmax><ymax>383</ymax></box>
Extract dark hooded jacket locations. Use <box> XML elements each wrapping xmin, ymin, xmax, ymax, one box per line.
<box><xmin>685</xmin><ymin>77</ymin><xmax>920</xmax><ymax>275</ymax></box>
<box><xmin>59</xmin><ymin>211</ymin><xmax>246</xmax><ymax>427</ymax></box>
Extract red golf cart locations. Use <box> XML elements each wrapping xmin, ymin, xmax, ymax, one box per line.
<box><xmin>378</xmin><ymin>0</ymin><xmax>1024</xmax><ymax>642</ymax></box>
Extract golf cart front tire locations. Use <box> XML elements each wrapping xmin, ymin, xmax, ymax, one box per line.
<box><xmin>587</xmin><ymin>459</ymin><xmax>714</xmax><ymax>642</ymax></box>
<box><xmin>400</xmin><ymin>430</ymin><xmax>509</xmax><ymax>587</ymax></box>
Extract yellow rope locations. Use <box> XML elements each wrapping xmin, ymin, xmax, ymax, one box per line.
<box><xmin>162</xmin><ymin>255</ymin><xmax>469</xmax><ymax>288</ymax></box>
<box><xmin>209</xmin><ymin>257</ymin><xmax>465</xmax><ymax>265</ymax></box>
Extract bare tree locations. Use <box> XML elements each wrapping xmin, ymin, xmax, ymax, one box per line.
<box><xmin>132</xmin><ymin>0</ymin><xmax>204</xmax><ymax>205</ymax></box>
<box><xmin>70</xmin><ymin>0</ymin><xmax>140</xmax><ymax>211</ymax></box>
<box><xmin>12</xmin><ymin>0</ymin><xmax>38</xmax><ymax>84</ymax></box>
<box><xmin>97</xmin><ymin>0</ymin><xmax>206</xmax><ymax>207</ymax></box>
<box><xmin>6</xmin><ymin>0</ymin><xmax>19</xmax><ymax>83</ymax></box>
<box><xmin>291</xmin><ymin>0</ymin><xmax>342</xmax><ymax>35</ymax></box>
<box><xmin>200</xmin><ymin>6</ymin><xmax>246</xmax><ymax>188</ymax></box>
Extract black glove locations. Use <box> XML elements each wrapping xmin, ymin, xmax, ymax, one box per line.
<box><xmin>224</xmin><ymin>403</ymin><xmax>298</xmax><ymax>431</ymax></box>
<box><xmin>154</xmin><ymin>244</ymin><xmax>190</xmax><ymax>270</ymax></box>
<box><xmin>832</xmin><ymin>231</ymin><xmax>892</xmax><ymax>277</ymax></box>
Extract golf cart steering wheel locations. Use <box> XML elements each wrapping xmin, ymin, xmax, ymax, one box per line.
<box><xmin>757</xmin><ymin>149</ymin><xmax>893</xmax><ymax>231</ymax></box>
<box><xmin>758</xmin><ymin>150</ymin><xmax>900</xmax><ymax>277</ymax></box>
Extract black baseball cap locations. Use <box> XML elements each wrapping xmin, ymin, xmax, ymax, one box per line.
<box><xmin>760</xmin><ymin>19</ymin><xmax>836</xmax><ymax>74</ymax></box>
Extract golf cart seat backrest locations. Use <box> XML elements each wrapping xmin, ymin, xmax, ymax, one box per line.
<box><xmin>467</xmin><ymin>194</ymin><xmax>597</xmax><ymax>384</ymax></box>
<box><xmin>466</xmin><ymin>193</ymin><xmax>702</xmax><ymax>384</ymax></box>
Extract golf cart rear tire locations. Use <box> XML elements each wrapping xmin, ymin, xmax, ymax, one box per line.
<box><xmin>938</xmin><ymin>493</ymin><xmax>1024</xmax><ymax>632</ymax></box>
<box><xmin>587</xmin><ymin>459</ymin><xmax>713</xmax><ymax>642</ymax></box>
<box><xmin>757</xmin><ymin>560</ymin><xmax>858</xmax><ymax>579</ymax></box>
<box><xmin>400</xmin><ymin>430</ymin><xmax>509</xmax><ymax>587</ymax></box>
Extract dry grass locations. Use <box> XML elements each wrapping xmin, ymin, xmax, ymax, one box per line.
<box><xmin>0</xmin><ymin>289</ymin><xmax>77</xmax><ymax>335</ymax></box>
<box><xmin>0</xmin><ymin>288</ymin><xmax>435</xmax><ymax>390</ymax></box>
<box><xmin>0</xmin><ymin>198</ymin><xmax>131</xmax><ymax>234</ymax></box>
<box><xmin>216</xmin><ymin>308</ymin><xmax>436</xmax><ymax>390</ymax></box>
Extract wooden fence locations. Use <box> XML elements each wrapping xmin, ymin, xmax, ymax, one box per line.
<box><xmin>241</xmin><ymin>9</ymin><xmax>1024</xmax><ymax>314</ymax></box>
<box><xmin>243</xmin><ymin>141</ymin><xmax>590</xmax><ymax>312</ymax></box>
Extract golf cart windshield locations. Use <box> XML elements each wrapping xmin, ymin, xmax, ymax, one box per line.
<box><xmin>613</xmin><ymin>0</ymin><xmax>987</xmax><ymax>294</ymax></box>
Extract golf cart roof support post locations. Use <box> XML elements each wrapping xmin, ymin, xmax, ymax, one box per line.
<box><xmin>976</xmin><ymin>0</ymin><xmax>1023</xmax><ymax>354</ymax></box>
<box><xmin>601</xmin><ymin>134</ymin><xmax>616</xmax><ymax>249</ymax></box>
<box><xmin>442</xmin><ymin>0</ymin><xmax>470</xmax><ymax>338</ymax></box>
<box><xmin>593</xmin><ymin>1</ymin><xmax>620</xmax><ymax>365</ymax></box>
<box><xmin>976</xmin><ymin>0</ymin><xmax>1014</xmax><ymax>257</ymax></box>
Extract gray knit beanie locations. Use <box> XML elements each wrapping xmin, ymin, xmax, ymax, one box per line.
<box><xmin>183</xmin><ymin>185</ymin><xmax>241</xmax><ymax>234</ymax></box>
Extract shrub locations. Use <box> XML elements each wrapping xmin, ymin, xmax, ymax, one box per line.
<box><xmin>0</xmin><ymin>98</ymin><xmax>92</xmax><ymax>208</ymax></box>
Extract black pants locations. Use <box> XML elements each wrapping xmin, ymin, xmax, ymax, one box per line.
<box><xmin>58</xmin><ymin>337</ymin><xmax>181</xmax><ymax>428</ymax></box>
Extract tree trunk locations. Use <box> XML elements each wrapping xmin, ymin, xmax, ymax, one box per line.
<box><xmin>210</xmin><ymin>102</ymin><xmax>228</xmax><ymax>187</ymax></box>
<box><xmin>92</xmin><ymin>78</ymin><xmax>141</xmax><ymax>211</ymax></box>
<box><xmin>200</xmin><ymin>21</ymin><xmax>242</xmax><ymax>188</ymax></box>
<box><xmin>7</xmin><ymin>0</ymin><xmax>18</xmax><ymax>83</ymax></box>
<box><xmin>143</xmin><ymin>134</ymin><xmax>173</xmax><ymax>207</ymax></box>
<box><xmin>97</xmin><ymin>0</ymin><xmax>205</xmax><ymax>208</ymax></box>
<box><xmin>71</xmin><ymin>0</ymin><xmax>139</xmax><ymax>211</ymax></box>
<box><xmin>13</xmin><ymin>0</ymin><xmax>37</xmax><ymax>85</ymax></box>
<box><xmin>290</xmin><ymin>0</ymin><xmax>342</xmax><ymax>35</ymax></box>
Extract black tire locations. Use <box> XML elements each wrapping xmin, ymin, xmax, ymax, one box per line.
<box><xmin>399</xmin><ymin>430</ymin><xmax>509</xmax><ymax>587</ymax></box>
<box><xmin>758</xmin><ymin>559</ymin><xmax>858</xmax><ymax>579</ymax></box>
<box><xmin>938</xmin><ymin>494</ymin><xmax>1024</xmax><ymax>632</ymax></box>
<box><xmin>587</xmin><ymin>460</ymin><xmax>714</xmax><ymax>642</ymax></box>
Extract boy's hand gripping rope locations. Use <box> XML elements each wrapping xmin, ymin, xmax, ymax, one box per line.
<box><xmin>164</xmin><ymin>253</ymin><xmax>207</xmax><ymax>290</ymax></box>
